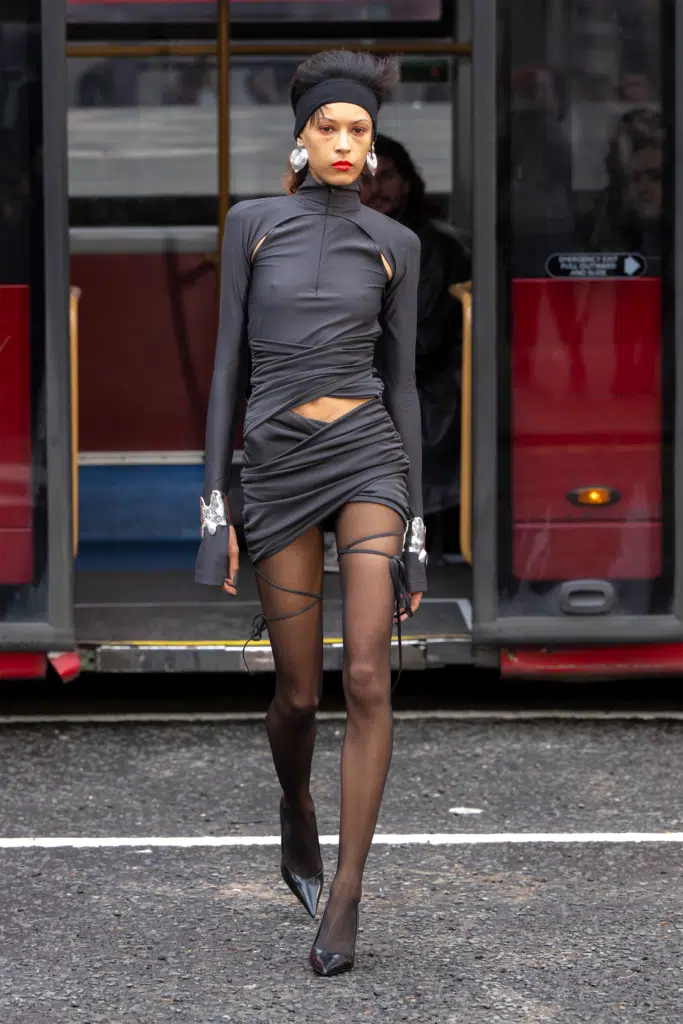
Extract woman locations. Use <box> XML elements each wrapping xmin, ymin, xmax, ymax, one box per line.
<box><xmin>195</xmin><ymin>49</ymin><xmax>427</xmax><ymax>976</ymax></box>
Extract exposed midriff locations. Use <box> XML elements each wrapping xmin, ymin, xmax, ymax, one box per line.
<box><xmin>290</xmin><ymin>395</ymin><xmax>372</xmax><ymax>423</ymax></box>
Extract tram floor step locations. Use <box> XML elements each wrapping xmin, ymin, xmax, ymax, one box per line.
<box><xmin>74</xmin><ymin>562</ymin><xmax>472</xmax><ymax>645</ymax></box>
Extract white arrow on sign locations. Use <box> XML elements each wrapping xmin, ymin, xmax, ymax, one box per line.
<box><xmin>624</xmin><ymin>255</ymin><xmax>643</xmax><ymax>276</ymax></box>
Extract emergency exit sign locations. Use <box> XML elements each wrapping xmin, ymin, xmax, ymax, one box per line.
<box><xmin>545</xmin><ymin>253</ymin><xmax>646</xmax><ymax>279</ymax></box>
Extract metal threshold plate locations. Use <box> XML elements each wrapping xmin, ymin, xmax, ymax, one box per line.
<box><xmin>75</xmin><ymin>565</ymin><xmax>472</xmax><ymax>672</ymax></box>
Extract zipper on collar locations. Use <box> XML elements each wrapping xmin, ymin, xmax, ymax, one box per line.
<box><xmin>314</xmin><ymin>187</ymin><xmax>332</xmax><ymax>294</ymax></box>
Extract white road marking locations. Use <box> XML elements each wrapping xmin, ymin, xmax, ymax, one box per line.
<box><xmin>449</xmin><ymin>807</ymin><xmax>483</xmax><ymax>815</ymax></box>
<box><xmin>1</xmin><ymin>832</ymin><xmax>682</xmax><ymax>850</ymax></box>
<box><xmin>1</xmin><ymin>710</ymin><xmax>683</xmax><ymax>725</ymax></box>
<box><xmin>455</xmin><ymin>598</ymin><xmax>473</xmax><ymax>631</ymax></box>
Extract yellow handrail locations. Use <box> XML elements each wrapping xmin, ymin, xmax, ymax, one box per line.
<box><xmin>65</xmin><ymin>41</ymin><xmax>473</xmax><ymax>60</ymax></box>
<box><xmin>69</xmin><ymin>287</ymin><xmax>81</xmax><ymax>558</ymax></box>
<box><xmin>449</xmin><ymin>281</ymin><xmax>472</xmax><ymax>565</ymax></box>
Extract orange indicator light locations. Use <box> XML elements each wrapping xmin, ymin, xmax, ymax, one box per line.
<box><xmin>567</xmin><ymin>487</ymin><xmax>619</xmax><ymax>507</ymax></box>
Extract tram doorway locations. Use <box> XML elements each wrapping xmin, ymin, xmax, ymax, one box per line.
<box><xmin>67</xmin><ymin>1</ymin><xmax>475</xmax><ymax>672</ymax></box>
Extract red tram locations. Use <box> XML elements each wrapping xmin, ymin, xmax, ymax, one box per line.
<box><xmin>1</xmin><ymin>0</ymin><xmax>681</xmax><ymax>681</ymax></box>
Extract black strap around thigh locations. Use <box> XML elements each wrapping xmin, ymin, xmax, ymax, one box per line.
<box><xmin>337</xmin><ymin>530</ymin><xmax>413</xmax><ymax>691</ymax></box>
<box><xmin>242</xmin><ymin>567</ymin><xmax>323</xmax><ymax>673</ymax></box>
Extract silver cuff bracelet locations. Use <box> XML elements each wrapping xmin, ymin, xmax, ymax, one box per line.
<box><xmin>404</xmin><ymin>516</ymin><xmax>427</xmax><ymax>564</ymax></box>
<box><xmin>200</xmin><ymin>490</ymin><xmax>228</xmax><ymax>537</ymax></box>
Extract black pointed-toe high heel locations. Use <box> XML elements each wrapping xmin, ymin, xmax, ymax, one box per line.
<box><xmin>309</xmin><ymin>905</ymin><xmax>358</xmax><ymax>977</ymax></box>
<box><xmin>279</xmin><ymin>797</ymin><xmax>324</xmax><ymax>918</ymax></box>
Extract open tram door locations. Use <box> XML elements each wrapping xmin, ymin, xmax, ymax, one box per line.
<box><xmin>466</xmin><ymin>0</ymin><xmax>683</xmax><ymax>675</ymax></box>
<box><xmin>0</xmin><ymin>0</ymin><xmax>75</xmax><ymax>679</ymax></box>
<box><xmin>64</xmin><ymin>2</ymin><xmax>476</xmax><ymax>675</ymax></box>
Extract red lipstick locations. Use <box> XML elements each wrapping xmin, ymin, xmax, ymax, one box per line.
<box><xmin>332</xmin><ymin>161</ymin><xmax>352</xmax><ymax>170</ymax></box>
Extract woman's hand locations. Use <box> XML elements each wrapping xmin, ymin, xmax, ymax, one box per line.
<box><xmin>395</xmin><ymin>591</ymin><xmax>423</xmax><ymax>623</ymax></box>
<box><xmin>222</xmin><ymin>525</ymin><xmax>240</xmax><ymax>596</ymax></box>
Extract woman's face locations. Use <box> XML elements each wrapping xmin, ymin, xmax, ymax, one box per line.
<box><xmin>298</xmin><ymin>101</ymin><xmax>373</xmax><ymax>186</ymax></box>
<box><xmin>624</xmin><ymin>145</ymin><xmax>662</xmax><ymax>222</ymax></box>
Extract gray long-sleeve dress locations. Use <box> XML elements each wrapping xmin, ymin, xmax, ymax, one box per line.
<box><xmin>195</xmin><ymin>171</ymin><xmax>427</xmax><ymax>595</ymax></box>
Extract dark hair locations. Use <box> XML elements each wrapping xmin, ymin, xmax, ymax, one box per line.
<box><xmin>373</xmin><ymin>134</ymin><xmax>429</xmax><ymax>223</ymax></box>
<box><xmin>587</xmin><ymin>107</ymin><xmax>664</xmax><ymax>250</ymax></box>
<box><xmin>284</xmin><ymin>49</ymin><xmax>399</xmax><ymax>194</ymax></box>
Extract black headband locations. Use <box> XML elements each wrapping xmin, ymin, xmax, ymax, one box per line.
<box><xmin>293</xmin><ymin>78</ymin><xmax>379</xmax><ymax>140</ymax></box>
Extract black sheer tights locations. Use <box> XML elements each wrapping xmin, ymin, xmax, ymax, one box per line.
<box><xmin>254</xmin><ymin>526</ymin><xmax>324</xmax><ymax>879</ymax></box>
<box><xmin>251</xmin><ymin>502</ymin><xmax>405</xmax><ymax>956</ymax></box>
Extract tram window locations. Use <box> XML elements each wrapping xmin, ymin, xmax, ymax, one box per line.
<box><xmin>67</xmin><ymin>2</ymin><xmax>216</xmax><ymax>25</ymax></box>
<box><xmin>67</xmin><ymin>55</ymin><xmax>218</xmax><ymax>226</ymax></box>
<box><xmin>0</xmin><ymin>2</ymin><xmax>49</xmax><ymax>622</ymax></box>
<box><xmin>499</xmin><ymin>0</ymin><xmax>665</xmax><ymax>279</ymax></box>
<box><xmin>66</xmin><ymin>1</ymin><xmax>444</xmax><ymax>26</ymax></box>
<box><xmin>228</xmin><ymin>1</ymin><xmax>444</xmax><ymax>21</ymax></box>
<box><xmin>495</xmin><ymin>0</ymin><xmax>675</xmax><ymax>619</ymax></box>
<box><xmin>67</xmin><ymin>54</ymin><xmax>457</xmax><ymax>225</ymax></box>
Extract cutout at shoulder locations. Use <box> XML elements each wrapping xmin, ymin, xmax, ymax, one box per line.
<box><xmin>251</xmin><ymin>234</ymin><xmax>268</xmax><ymax>262</ymax></box>
<box><xmin>380</xmin><ymin>252</ymin><xmax>393</xmax><ymax>281</ymax></box>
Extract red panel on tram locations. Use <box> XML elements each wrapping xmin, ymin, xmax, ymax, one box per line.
<box><xmin>70</xmin><ymin>253</ymin><xmax>219</xmax><ymax>452</ymax></box>
<box><xmin>511</xmin><ymin>278</ymin><xmax>661</xmax><ymax>580</ymax></box>
<box><xmin>0</xmin><ymin>285</ymin><xmax>33</xmax><ymax>584</ymax></box>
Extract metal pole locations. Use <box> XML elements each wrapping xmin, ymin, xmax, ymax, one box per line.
<box><xmin>217</xmin><ymin>0</ymin><xmax>231</xmax><ymax>250</ymax></box>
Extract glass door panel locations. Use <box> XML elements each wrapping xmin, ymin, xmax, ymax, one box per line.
<box><xmin>471</xmin><ymin>0</ymin><xmax>682</xmax><ymax>644</ymax></box>
<box><xmin>0</xmin><ymin>0</ymin><xmax>73</xmax><ymax>647</ymax></box>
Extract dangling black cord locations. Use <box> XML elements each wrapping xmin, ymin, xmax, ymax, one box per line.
<box><xmin>242</xmin><ymin>567</ymin><xmax>322</xmax><ymax>673</ymax></box>
<box><xmin>243</xmin><ymin>533</ymin><xmax>414</xmax><ymax>688</ymax></box>
<box><xmin>337</xmin><ymin>530</ymin><xmax>413</xmax><ymax>693</ymax></box>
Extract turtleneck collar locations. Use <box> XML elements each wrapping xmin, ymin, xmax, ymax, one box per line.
<box><xmin>293</xmin><ymin>169</ymin><xmax>362</xmax><ymax>212</ymax></box>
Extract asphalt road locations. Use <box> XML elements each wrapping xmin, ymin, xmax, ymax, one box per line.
<box><xmin>1</xmin><ymin>717</ymin><xmax>681</xmax><ymax>1022</ymax></box>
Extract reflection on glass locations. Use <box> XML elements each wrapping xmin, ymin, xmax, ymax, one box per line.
<box><xmin>67</xmin><ymin>56</ymin><xmax>218</xmax><ymax>203</ymax></box>
<box><xmin>0</xmin><ymin>6</ymin><xmax>49</xmax><ymax>623</ymax></box>
<box><xmin>67</xmin><ymin>1</ymin><xmax>216</xmax><ymax>23</ymax></box>
<box><xmin>67</xmin><ymin>55</ymin><xmax>454</xmax><ymax>209</ymax></box>
<box><xmin>497</xmin><ymin>0</ymin><xmax>674</xmax><ymax>618</ymax></box>
<box><xmin>229</xmin><ymin>0</ymin><xmax>444</xmax><ymax>20</ymax></box>
<box><xmin>66</xmin><ymin>1</ymin><xmax>443</xmax><ymax>24</ymax></box>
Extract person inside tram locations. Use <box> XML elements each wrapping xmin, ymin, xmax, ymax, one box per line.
<box><xmin>503</xmin><ymin>67</ymin><xmax>588</xmax><ymax>393</ymax></box>
<box><xmin>505</xmin><ymin>67</ymin><xmax>574</xmax><ymax>271</ymax></box>
<box><xmin>163</xmin><ymin>61</ymin><xmax>216</xmax><ymax>108</ymax></box>
<box><xmin>357</xmin><ymin>134</ymin><xmax>471</xmax><ymax>562</ymax></box>
<box><xmin>323</xmin><ymin>133</ymin><xmax>470</xmax><ymax>570</ymax></box>
<box><xmin>581</xmin><ymin>107</ymin><xmax>663</xmax><ymax>258</ymax></box>
<box><xmin>580</xmin><ymin>107</ymin><xmax>663</xmax><ymax>395</ymax></box>
<box><xmin>245</xmin><ymin>62</ymin><xmax>297</xmax><ymax>105</ymax></box>
<box><xmin>619</xmin><ymin>67</ymin><xmax>655</xmax><ymax>104</ymax></box>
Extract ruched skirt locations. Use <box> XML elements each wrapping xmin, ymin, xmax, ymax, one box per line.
<box><xmin>241</xmin><ymin>397</ymin><xmax>410</xmax><ymax>565</ymax></box>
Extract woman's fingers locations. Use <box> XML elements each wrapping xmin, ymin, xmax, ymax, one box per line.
<box><xmin>394</xmin><ymin>592</ymin><xmax>424</xmax><ymax>623</ymax></box>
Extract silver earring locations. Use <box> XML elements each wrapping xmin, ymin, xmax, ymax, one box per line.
<box><xmin>289</xmin><ymin>145</ymin><xmax>308</xmax><ymax>172</ymax></box>
<box><xmin>366</xmin><ymin>143</ymin><xmax>378</xmax><ymax>176</ymax></box>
